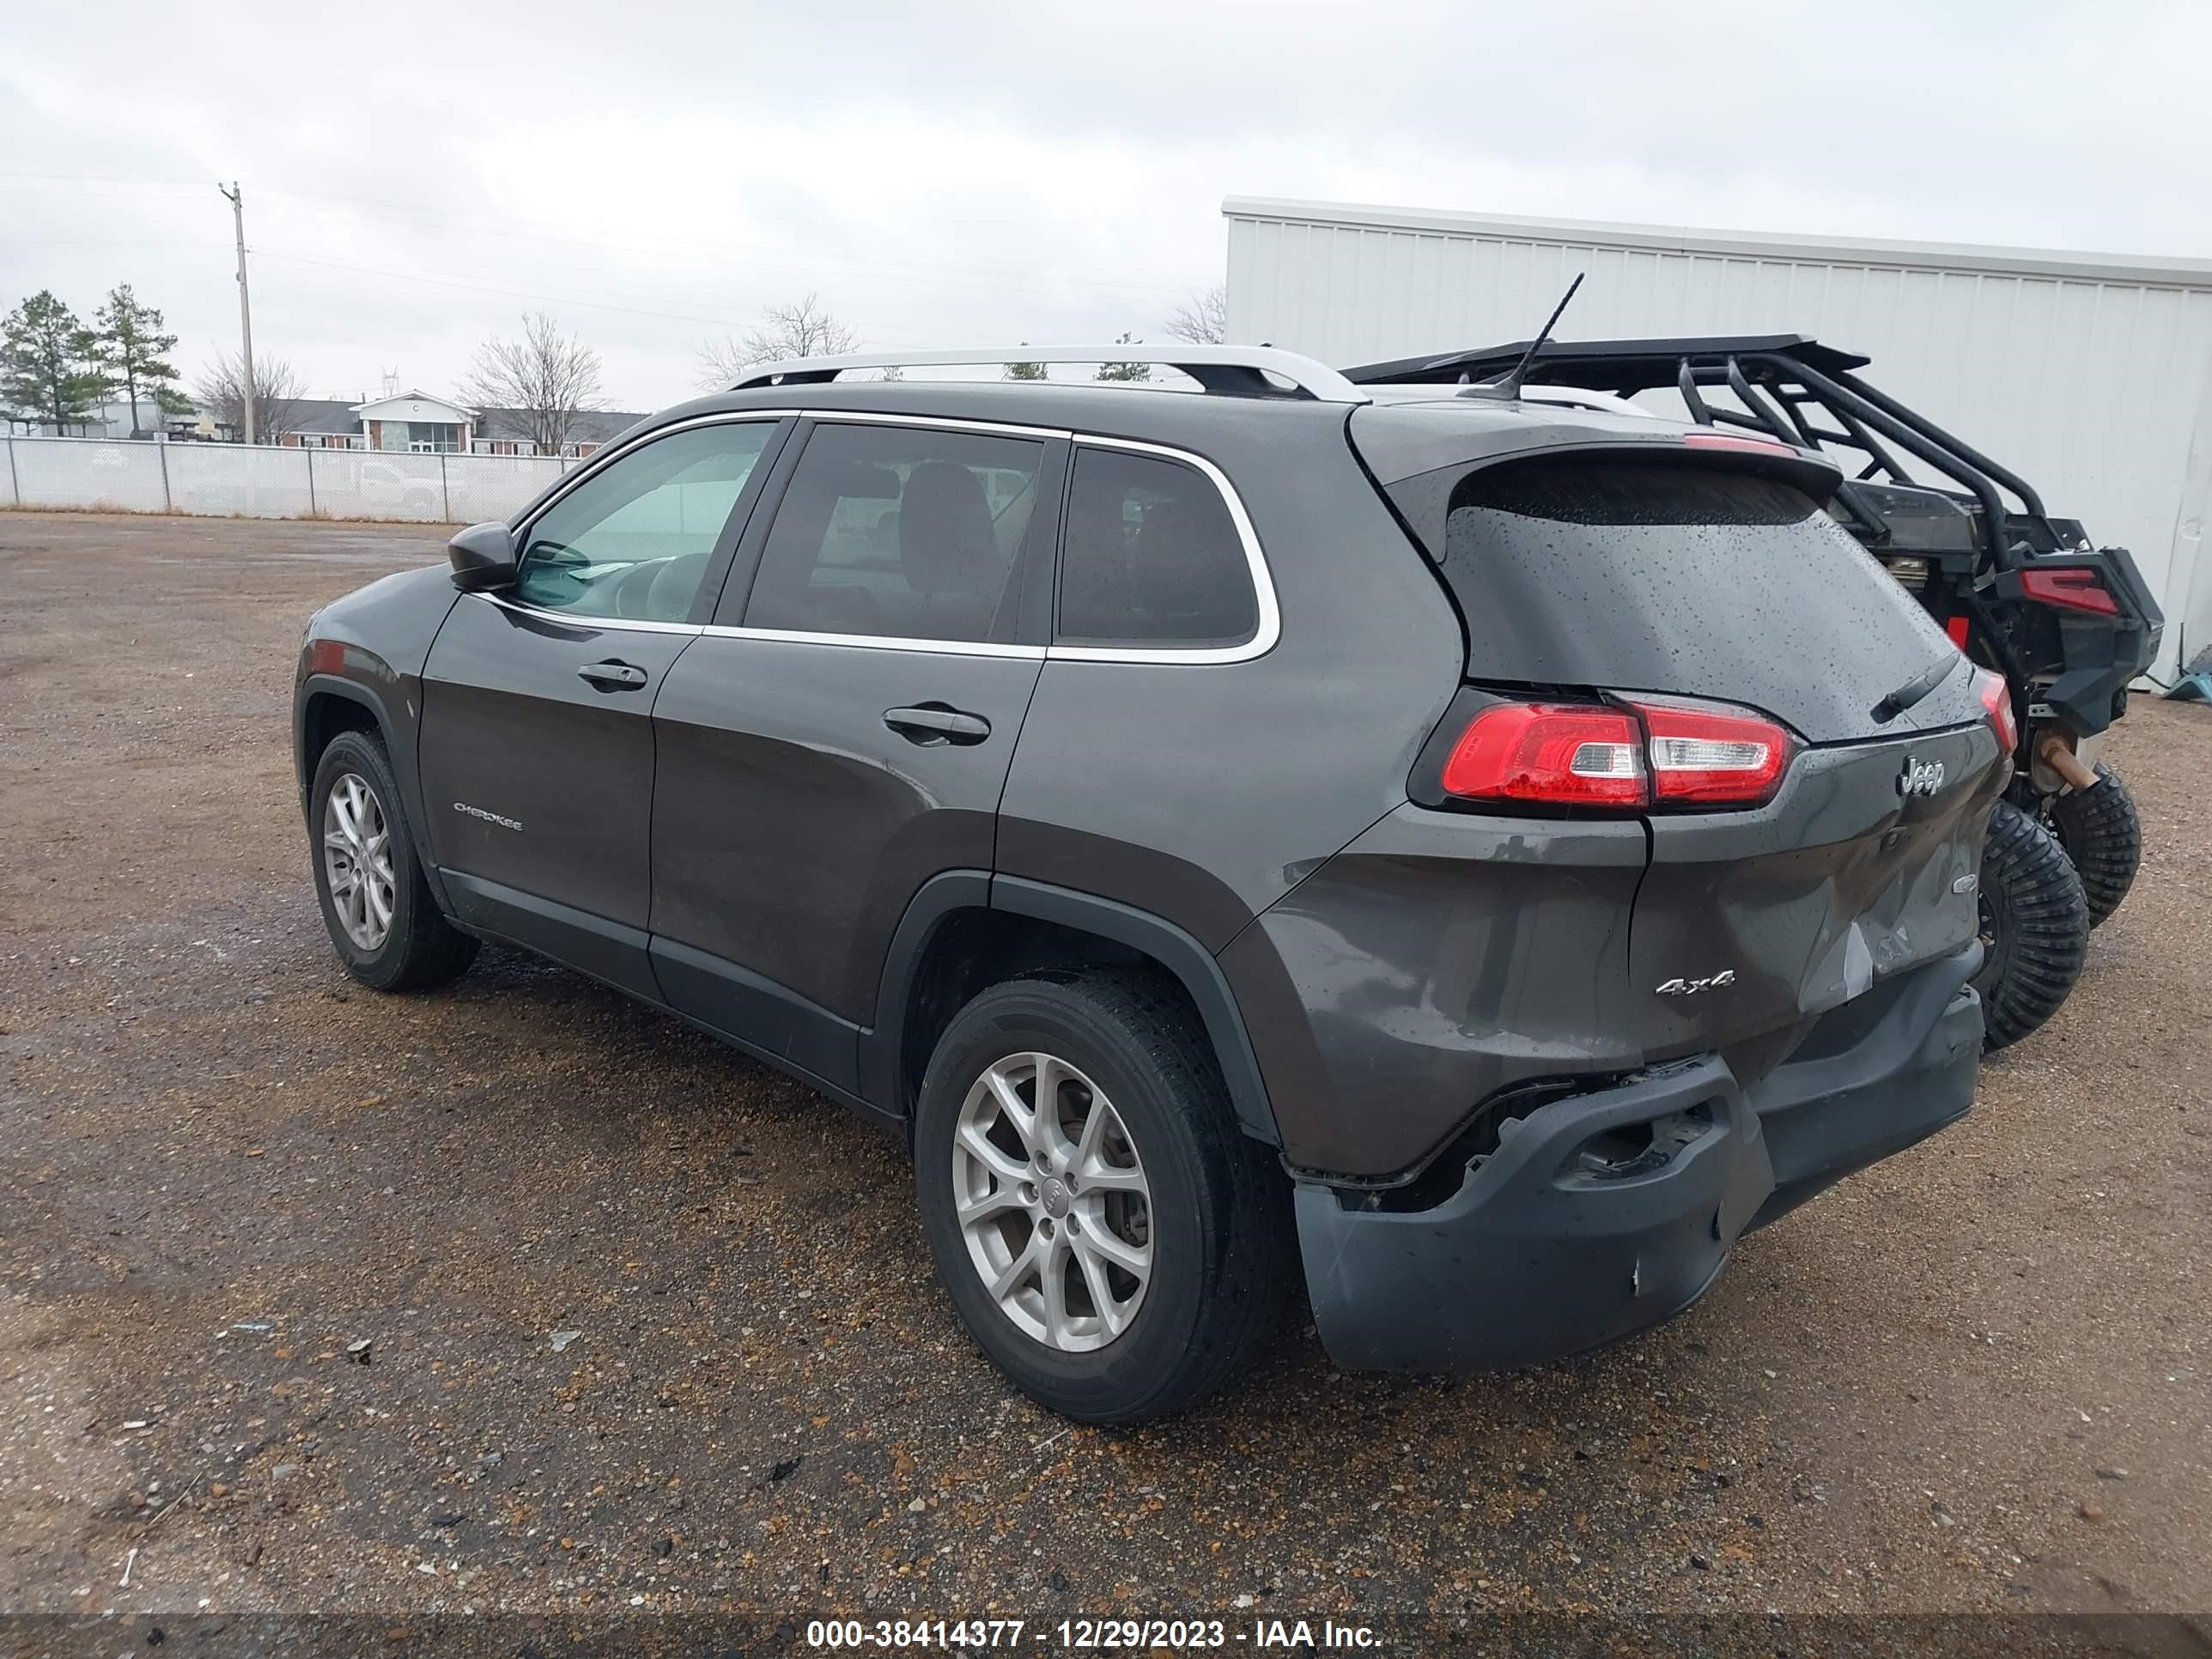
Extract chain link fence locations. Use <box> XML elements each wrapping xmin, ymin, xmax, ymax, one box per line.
<box><xmin>0</xmin><ymin>436</ymin><xmax>583</xmax><ymax>524</ymax></box>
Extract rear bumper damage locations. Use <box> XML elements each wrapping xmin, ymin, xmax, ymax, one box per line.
<box><xmin>1295</xmin><ymin>941</ymin><xmax>1983</xmax><ymax>1373</ymax></box>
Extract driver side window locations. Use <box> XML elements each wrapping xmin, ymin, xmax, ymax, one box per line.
<box><xmin>515</xmin><ymin>422</ymin><xmax>775</xmax><ymax>623</ymax></box>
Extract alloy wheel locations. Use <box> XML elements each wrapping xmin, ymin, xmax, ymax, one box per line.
<box><xmin>951</xmin><ymin>1050</ymin><xmax>1152</xmax><ymax>1352</ymax></box>
<box><xmin>322</xmin><ymin>772</ymin><xmax>397</xmax><ymax>951</ymax></box>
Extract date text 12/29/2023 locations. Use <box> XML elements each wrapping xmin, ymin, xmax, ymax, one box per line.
<box><xmin>805</xmin><ymin>1618</ymin><xmax>1383</xmax><ymax>1650</ymax></box>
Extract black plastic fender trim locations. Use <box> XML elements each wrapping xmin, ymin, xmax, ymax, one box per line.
<box><xmin>861</xmin><ymin>871</ymin><xmax>1281</xmax><ymax>1146</ymax></box>
<box><xmin>296</xmin><ymin>671</ymin><xmax>455</xmax><ymax>918</ymax></box>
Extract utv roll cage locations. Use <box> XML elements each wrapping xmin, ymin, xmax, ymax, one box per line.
<box><xmin>1343</xmin><ymin>335</ymin><xmax>2075</xmax><ymax>575</ymax></box>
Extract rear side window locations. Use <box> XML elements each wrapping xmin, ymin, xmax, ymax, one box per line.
<box><xmin>1057</xmin><ymin>447</ymin><xmax>1257</xmax><ymax>647</ymax></box>
<box><xmin>742</xmin><ymin>422</ymin><xmax>1044</xmax><ymax>643</ymax></box>
<box><xmin>1399</xmin><ymin>455</ymin><xmax>1959</xmax><ymax>742</ymax></box>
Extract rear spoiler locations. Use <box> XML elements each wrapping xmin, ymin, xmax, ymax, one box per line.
<box><xmin>1367</xmin><ymin>428</ymin><xmax>1845</xmax><ymax>564</ymax></box>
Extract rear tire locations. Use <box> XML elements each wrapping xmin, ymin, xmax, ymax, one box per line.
<box><xmin>912</xmin><ymin>969</ymin><xmax>1292</xmax><ymax>1425</ymax></box>
<box><xmin>2047</xmin><ymin>762</ymin><xmax>2141</xmax><ymax>927</ymax></box>
<box><xmin>309</xmin><ymin>731</ymin><xmax>478</xmax><ymax>993</ymax></box>
<box><xmin>1972</xmin><ymin>799</ymin><xmax>2088</xmax><ymax>1052</ymax></box>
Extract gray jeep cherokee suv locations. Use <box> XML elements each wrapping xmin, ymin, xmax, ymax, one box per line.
<box><xmin>294</xmin><ymin>344</ymin><xmax>2008</xmax><ymax>1424</ymax></box>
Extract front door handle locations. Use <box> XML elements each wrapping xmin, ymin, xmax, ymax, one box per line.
<box><xmin>578</xmin><ymin>660</ymin><xmax>649</xmax><ymax>691</ymax></box>
<box><xmin>884</xmin><ymin>703</ymin><xmax>992</xmax><ymax>745</ymax></box>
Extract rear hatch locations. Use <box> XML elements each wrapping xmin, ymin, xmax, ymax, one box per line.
<box><xmin>1362</xmin><ymin>410</ymin><xmax>2008</xmax><ymax>1077</ymax></box>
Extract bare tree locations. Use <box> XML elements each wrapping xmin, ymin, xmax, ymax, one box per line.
<box><xmin>1163</xmin><ymin>285</ymin><xmax>1227</xmax><ymax>345</ymax></box>
<box><xmin>460</xmin><ymin>311</ymin><xmax>605</xmax><ymax>457</ymax></box>
<box><xmin>696</xmin><ymin>293</ymin><xmax>860</xmax><ymax>386</ymax></box>
<box><xmin>193</xmin><ymin>349</ymin><xmax>308</xmax><ymax>444</ymax></box>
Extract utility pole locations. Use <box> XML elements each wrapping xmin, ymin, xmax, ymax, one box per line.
<box><xmin>218</xmin><ymin>181</ymin><xmax>256</xmax><ymax>445</ymax></box>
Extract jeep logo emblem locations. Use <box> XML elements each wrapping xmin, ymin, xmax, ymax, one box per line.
<box><xmin>1897</xmin><ymin>756</ymin><xmax>1946</xmax><ymax>799</ymax></box>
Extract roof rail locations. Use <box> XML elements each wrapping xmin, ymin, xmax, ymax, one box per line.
<box><xmin>732</xmin><ymin>344</ymin><xmax>1370</xmax><ymax>404</ymax></box>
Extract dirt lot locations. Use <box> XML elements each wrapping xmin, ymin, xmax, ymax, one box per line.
<box><xmin>3</xmin><ymin>511</ymin><xmax>2208</xmax><ymax>1643</ymax></box>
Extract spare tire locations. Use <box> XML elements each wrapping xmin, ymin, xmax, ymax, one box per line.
<box><xmin>2048</xmin><ymin>762</ymin><xmax>2142</xmax><ymax>927</ymax></box>
<box><xmin>1972</xmin><ymin>799</ymin><xmax>2089</xmax><ymax>1052</ymax></box>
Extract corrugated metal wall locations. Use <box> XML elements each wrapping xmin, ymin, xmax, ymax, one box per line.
<box><xmin>1227</xmin><ymin>201</ymin><xmax>2212</xmax><ymax>682</ymax></box>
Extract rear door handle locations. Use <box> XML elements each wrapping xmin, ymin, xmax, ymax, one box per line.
<box><xmin>884</xmin><ymin>703</ymin><xmax>992</xmax><ymax>745</ymax></box>
<box><xmin>577</xmin><ymin>660</ymin><xmax>649</xmax><ymax>690</ymax></box>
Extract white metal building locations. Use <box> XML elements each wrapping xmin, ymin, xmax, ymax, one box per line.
<box><xmin>1224</xmin><ymin>197</ymin><xmax>2212</xmax><ymax>683</ymax></box>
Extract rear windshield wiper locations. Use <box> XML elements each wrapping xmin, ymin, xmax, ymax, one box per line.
<box><xmin>1869</xmin><ymin>653</ymin><xmax>1959</xmax><ymax>725</ymax></box>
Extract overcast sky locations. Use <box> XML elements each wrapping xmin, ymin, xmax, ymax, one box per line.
<box><xmin>5</xmin><ymin>1</ymin><xmax>2209</xmax><ymax>412</ymax></box>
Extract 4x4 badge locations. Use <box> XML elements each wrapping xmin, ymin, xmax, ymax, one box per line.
<box><xmin>1656</xmin><ymin>969</ymin><xmax>1735</xmax><ymax>996</ymax></box>
<box><xmin>1897</xmin><ymin>756</ymin><xmax>1946</xmax><ymax>798</ymax></box>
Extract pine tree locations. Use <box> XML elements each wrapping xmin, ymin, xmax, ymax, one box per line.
<box><xmin>92</xmin><ymin>285</ymin><xmax>187</xmax><ymax>436</ymax></box>
<box><xmin>1095</xmin><ymin>333</ymin><xmax>1151</xmax><ymax>383</ymax></box>
<box><xmin>1006</xmin><ymin>344</ymin><xmax>1048</xmax><ymax>381</ymax></box>
<box><xmin>2</xmin><ymin>291</ymin><xmax>106</xmax><ymax>428</ymax></box>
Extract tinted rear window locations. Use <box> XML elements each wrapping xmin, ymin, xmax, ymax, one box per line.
<box><xmin>1395</xmin><ymin>455</ymin><xmax>1959</xmax><ymax>741</ymax></box>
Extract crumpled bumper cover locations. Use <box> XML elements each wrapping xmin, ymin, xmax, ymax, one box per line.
<box><xmin>1297</xmin><ymin>941</ymin><xmax>1983</xmax><ymax>1374</ymax></box>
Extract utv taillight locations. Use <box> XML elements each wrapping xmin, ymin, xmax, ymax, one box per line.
<box><xmin>2019</xmin><ymin>566</ymin><xmax>2118</xmax><ymax>617</ymax></box>
<box><xmin>1441</xmin><ymin>703</ymin><xmax>1647</xmax><ymax>806</ymax></box>
<box><xmin>1977</xmin><ymin>669</ymin><xmax>2018</xmax><ymax>755</ymax></box>
<box><xmin>1632</xmin><ymin>696</ymin><xmax>1792</xmax><ymax>805</ymax></box>
<box><xmin>1441</xmin><ymin>696</ymin><xmax>1792</xmax><ymax>810</ymax></box>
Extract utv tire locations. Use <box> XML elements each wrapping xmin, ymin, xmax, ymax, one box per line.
<box><xmin>309</xmin><ymin>730</ymin><xmax>479</xmax><ymax>993</ymax></box>
<box><xmin>912</xmin><ymin>969</ymin><xmax>1293</xmax><ymax>1425</ymax></box>
<box><xmin>2048</xmin><ymin>762</ymin><xmax>2142</xmax><ymax>927</ymax></box>
<box><xmin>1972</xmin><ymin>799</ymin><xmax>2088</xmax><ymax>1053</ymax></box>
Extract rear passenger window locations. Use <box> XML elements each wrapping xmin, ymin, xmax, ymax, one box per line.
<box><xmin>1057</xmin><ymin>447</ymin><xmax>1257</xmax><ymax>647</ymax></box>
<box><xmin>742</xmin><ymin>423</ymin><xmax>1043</xmax><ymax>643</ymax></box>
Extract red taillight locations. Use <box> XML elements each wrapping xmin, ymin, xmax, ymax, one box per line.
<box><xmin>1633</xmin><ymin>696</ymin><xmax>1792</xmax><ymax>805</ymax></box>
<box><xmin>1944</xmin><ymin>615</ymin><xmax>1971</xmax><ymax>648</ymax></box>
<box><xmin>2019</xmin><ymin>566</ymin><xmax>2118</xmax><ymax>617</ymax></box>
<box><xmin>1976</xmin><ymin>668</ymin><xmax>2018</xmax><ymax>755</ymax></box>
<box><xmin>1440</xmin><ymin>696</ymin><xmax>1792</xmax><ymax>810</ymax></box>
<box><xmin>1441</xmin><ymin>702</ymin><xmax>1646</xmax><ymax>806</ymax></box>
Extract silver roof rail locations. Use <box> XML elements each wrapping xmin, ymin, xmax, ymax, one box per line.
<box><xmin>732</xmin><ymin>344</ymin><xmax>1370</xmax><ymax>404</ymax></box>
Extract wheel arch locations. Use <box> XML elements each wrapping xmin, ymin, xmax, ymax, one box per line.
<box><xmin>296</xmin><ymin>676</ymin><xmax>392</xmax><ymax>810</ymax></box>
<box><xmin>296</xmin><ymin>672</ymin><xmax>456</xmax><ymax>918</ymax></box>
<box><xmin>866</xmin><ymin>872</ymin><xmax>1280</xmax><ymax>1149</ymax></box>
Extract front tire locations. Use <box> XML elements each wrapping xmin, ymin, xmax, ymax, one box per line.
<box><xmin>1972</xmin><ymin>799</ymin><xmax>2088</xmax><ymax>1052</ymax></box>
<box><xmin>308</xmin><ymin>731</ymin><xmax>478</xmax><ymax>993</ymax></box>
<box><xmin>912</xmin><ymin>969</ymin><xmax>1292</xmax><ymax>1425</ymax></box>
<box><xmin>2048</xmin><ymin>762</ymin><xmax>2142</xmax><ymax>927</ymax></box>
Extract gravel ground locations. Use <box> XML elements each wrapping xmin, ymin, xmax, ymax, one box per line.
<box><xmin>2</xmin><ymin>511</ymin><xmax>2207</xmax><ymax>1644</ymax></box>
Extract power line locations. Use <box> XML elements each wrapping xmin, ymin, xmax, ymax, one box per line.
<box><xmin>249</xmin><ymin>183</ymin><xmax>1197</xmax><ymax>301</ymax></box>
<box><xmin>0</xmin><ymin>172</ymin><xmax>210</xmax><ymax>185</ymax></box>
<box><xmin>249</xmin><ymin>247</ymin><xmax>999</xmax><ymax>349</ymax></box>
<box><xmin>3</xmin><ymin>170</ymin><xmax>1204</xmax><ymax>366</ymax></box>
<box><xmin>0</xmin><ymin>239</ymin><xmax>228</xmax><ymax>248</ymax></box>
<box><xmin>1</xmin><ymin>173</ymin><xmax>1203</xmax><ymax>301</ymax></box>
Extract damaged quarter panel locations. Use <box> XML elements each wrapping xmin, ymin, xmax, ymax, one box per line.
<box><xmin>1219</xmin><ymin>809</ymin><xmax>1650</xmax><ymax>1181</ymax></box>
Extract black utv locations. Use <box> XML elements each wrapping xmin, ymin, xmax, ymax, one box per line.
<box><xmin>1345</xmin><ymin>336</ymin><xmax>2165</xmax><ymax>1050</ymax></box>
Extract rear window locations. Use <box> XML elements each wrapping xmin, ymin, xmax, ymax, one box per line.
<box><xmin>1394</xmin><ymin>454</ymin><xmax>1959</xmax><ymax>742</ymax></box>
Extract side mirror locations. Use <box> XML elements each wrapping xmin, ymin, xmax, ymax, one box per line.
<box><xmin>447</xmin><ymin>521</ymin><xmax>518</xmax><ymax>592</ymax></box>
